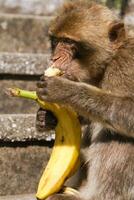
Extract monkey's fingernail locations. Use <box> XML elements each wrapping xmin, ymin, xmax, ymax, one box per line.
<box><xmin>37</xmin><ymin>81</ymin><xmax>46</xmax><ymax>88</ymax></box>
<box><xmin>40</xmin><ymin>75</ymin><xmax>45</xmax><ymax>81</ymax></box>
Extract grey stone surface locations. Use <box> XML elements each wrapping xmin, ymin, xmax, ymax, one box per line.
<box><xmin>0</xmin><ymin>14</ymin><xmax>52</xmax><ymax>53</ymax></box>
<box><xmin>0</xmin><ymin>0</ymin><xmax>65</xmax><ymax>16</ymax></box>
<box><xmin>0</xmin><ymin>114</ymin><xmax>55</xmax><ymax>141</ymax></box>
<box><xmin>0</xmin><ymin>53</ymin><xmax>49</xmax><ymax>75</ymax></box>
<box><xmin>0</xmin><ymin>145</ymin><xmax>51</xmax><ymax>195</ymax></box>
<box><xmin>0</xmin><ymin>80</ymin><xmax>38</xmax><ymax>114</ymax></box>
<box><xmin>1</xmin><ymin>194</ymin><xmax>36</xmax><ymax>200</ymax></box>
<box><xmin>0</xmin><ymin>53</ymin><xmax>50</xmax><ymax>114</ymax></box>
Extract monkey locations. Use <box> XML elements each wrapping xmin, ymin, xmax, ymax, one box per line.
<box><xmin>36</xmin><ymin>1</ymin><xmax>134</xmax><ymax>200</ymax></box>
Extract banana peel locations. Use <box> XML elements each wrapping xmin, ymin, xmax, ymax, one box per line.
<box><xmin>7</xmin><ymin>86</ymin><xmax>81</xmax><ymax>199</ymax></box>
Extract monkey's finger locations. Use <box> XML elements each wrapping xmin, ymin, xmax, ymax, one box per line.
<box><xmin>37</xmin><ymin>109</ymin><xmax>47</xmax><ymax>116</ymax></box>
<box><xmin>36</xmin><ymin>120</ymin><xmax>46</xmax><ymax>128</ymax></box>
<box><xmin>37</xmin><ymin>81</ymin><xmax>47</xmax><ymax>88</ymax></box>
<box><xmin>36</xmin><ymin>123</ymin><xmax>46</xmax><ymax>132</ymax></box>
<box><xmin>37</xmin><ymin>89</ymin><xmax>49</xmax><ymax>102</ymax></box>
<box><xmin>37</xmin><ymin>87</ymin><xmax>48</xmax><ymax>95</ymax></box>
<box><xmin>40</xmin><ymin>75</ymin><xmax>45</xmax><ymax>81</ymax></box>
<box><xmin>37</xmin><ymin>110</ymin><xmax>46</xmax><ymax>116</ymax></box>
<box><xmin>37</xmin><ymin>113</ymin><xmax>46</xmax><ymax>122</ymax></box>
<box><xmin>36</xmin><ymin>110</ymin><xmax>46</xmax><ymax>122</ymax></box>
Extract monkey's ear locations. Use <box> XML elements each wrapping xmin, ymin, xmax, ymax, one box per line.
<box><xmin>108</xmin><ymin>22</ymin><xmax>126</xmax><ymax>43</ymax></box>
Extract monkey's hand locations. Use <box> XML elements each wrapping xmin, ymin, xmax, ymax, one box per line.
<box><xmin>37</xmin><ymin>76</ymin><xmax>76</xmax><ymax>104</ymax></box>
<box><xmin>36</xmin><ymin>108</ymin><xmax>57</xmax><ymax>132</ymax></box>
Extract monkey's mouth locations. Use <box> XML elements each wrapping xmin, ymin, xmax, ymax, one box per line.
<box><xmin>49</xmin><ymin>62</ymin><xmax>78</xmax><ymax>82</ymax></box>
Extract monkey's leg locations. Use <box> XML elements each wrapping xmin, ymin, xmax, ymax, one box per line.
<box><xmin>46</xmin><ymin>194</ymin><xmax>124</xmax><ymax>200</ymax></box>
<box><xmin>46</xmin><ymin>194</ymin><xmax>82</xmax><ymax>200</ymax></box>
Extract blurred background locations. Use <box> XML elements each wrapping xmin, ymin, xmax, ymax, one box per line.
<box><xmin>0</xmin><ymin>0</ymin><xmax>133</xmax><ymax>198</ymax></box>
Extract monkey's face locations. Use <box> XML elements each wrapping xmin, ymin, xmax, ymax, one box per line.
<box><xmin>49</xmin><ymin>36</ymin><xmax>98</xmax><ymax>84</ymax></box>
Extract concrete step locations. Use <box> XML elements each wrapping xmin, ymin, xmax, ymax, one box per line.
<box><xmin>0</xmin><ymin>79</ymin><xmax>38</xmax><ymax>114</ymax></box>
<box><xmin>0</xmin><ymin>53</ymin><xmax>50</xmax><ymax>114</ymax></box>
<box><xmin>0</xmin><ymin>114</ymin><xmax>54</xmax><ymax>142</ymax></box>
<box><xmin>1</xmin><ymin>194</ymin><xmax>36</xmax><ymax>200</ymax></box>
<box><xmin>0</xmin><ymin>14</ymin><xmax>52</xmax><ymax>53</ymax></box>
<box><xmin>0</xmin><ymin>0</ymin><xmax>65</xmax><ymax>16</ymax></box>
<box><xmin>0</xmin><ymin>144</ymin><xmax>51</xmax><ymax>195</ymax></box>
<box><xmin>0</xmin><ymin>113</ymin><xmax>53</xmax><ymax>195</ymax></box>
<box><xmin>0</xmin><ymin>53</ymin><xmax>49</xmax><ymax>75</ymax></box>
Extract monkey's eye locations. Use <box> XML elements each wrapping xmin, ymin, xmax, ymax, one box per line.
<box><xmin>62</xmin><ymin>38</ymin><xmax>75</xmax><ymax>45</ymax></box>
<box><xmin>50</xmin><ymin>36</ymin><xmax>58</xmax><ymax>50</ymax></box>
<box><xmin>75</xmin><ymin>42</ymin><xmax>95</xmax><ymax>59</ymax></box>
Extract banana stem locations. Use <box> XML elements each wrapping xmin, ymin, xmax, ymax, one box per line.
<box><xmin>6</xmin><ymin>88</ymin><xmax>63</xmax><ymax>118</ymax></box>
<box><xmin>7</xmin><ymin>88</ymin><xmax>37</xmax><ymax>100</ymax></box>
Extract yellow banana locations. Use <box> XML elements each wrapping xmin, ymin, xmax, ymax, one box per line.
<box><xmin>7</xmin><ymin>68</ymin><xmax>81</xmax><ymax>200</ymax></box>
<box><xmin>37</xmin><ymin>101</ymin><xmax>81</xmax><ymax>199</ymax></box>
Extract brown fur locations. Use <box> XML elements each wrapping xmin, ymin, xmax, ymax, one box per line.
<box><xmin>36</xmin><ymin>1</ymin><xmax>134</xmax><ymax>200</ymax></box>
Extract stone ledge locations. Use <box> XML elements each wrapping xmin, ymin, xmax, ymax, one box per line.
<box><xmin>0</xmin><ymin>13</ymin><xmax>54</xmax><ymax>19</ymax></box>
<box><xmin>0</xmin><ymin>114</ymin><xmax>55</xmax><ymax>142</ymax></box>
<box><xmin>0</xmin><ymin>146</ymin><xmax>51</xmax><ymax>195</ymax></box>
<box><xmin>0</xmin><ymin>0</ymin><xmax>65</xmax><ymax>16</ymax></box>
<box><xmin>0</xmin><ymin>80</ymin><xmax>38</xmax><ymax>114</ymax></box>
<box><xmin>0</xmin><ymin>53</ymin><xmax>49</xmax><ymax>75</ymax></box>
<box><xmin>0</xmin><ymin>15</ymin><xmax>51</xmax><ymax>53</ymax></box>
<box><xmin>0</xmin><ymin>194</ymin><xmax>36</xmax><ymax>200</ymax></box>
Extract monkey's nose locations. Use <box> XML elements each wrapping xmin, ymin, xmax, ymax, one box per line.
<box><xmin>51</xmin><ymin>56</ymin><xmax>60</xmax><ymax>62</ymax></box>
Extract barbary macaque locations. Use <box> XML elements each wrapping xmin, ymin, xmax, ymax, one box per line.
<box><xmin>36</xmin><ymin>1</ymin><xmax>134</xmax><ymax>200</ymax></box>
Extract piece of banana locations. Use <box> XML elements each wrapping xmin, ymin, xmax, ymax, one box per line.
<box><xmin>7</xmin><ymin>67</ymin><xmax>81</xmax><ymax>200</ymax></box>
<box><xmin>44</xmin><ymin>67</ymin><xmax>62</xmax><ymax>77</ymax></box>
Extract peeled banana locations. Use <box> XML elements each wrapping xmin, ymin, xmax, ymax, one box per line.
<box><xmin>7</xmin><ymin>68</ymin><xmax>81</xmax><ymax>200</ymax></box>
<box><xmin>44</xmin><ymin>67</ymin><xmax>63</xmax><ymax>77</ymax></box>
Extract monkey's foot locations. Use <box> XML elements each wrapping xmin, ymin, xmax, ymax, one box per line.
<box><xmin>46</xmin><ymin>193</ymin><xmax>82</xmax><ymax>200</ymax></box>
<box><xmin>62</xmin><ymin>186</ymin><xmax>79</xmax><ymax>196</ymax></box>
<box><xmin>46</xmin><ymin>187</ymin><xmax>81</xmax><ymax>200</ymax></box>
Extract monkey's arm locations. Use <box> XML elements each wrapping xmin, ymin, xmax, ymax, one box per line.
<box><xmin>37</xmin><ymin>77</ymin><xmax>134</xmax><ymax>137</ymax></box>
<box><xmin>67</xmin><ymin>83</ymin><xmax>134</xmax><ymax>137</ymax></box>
